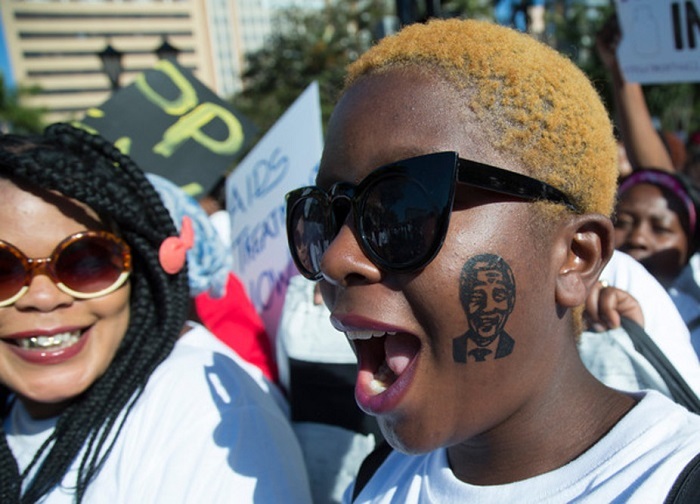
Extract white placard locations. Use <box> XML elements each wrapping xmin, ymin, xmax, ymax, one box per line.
<box><xmin>226</xmin><ymin>82</ymin><xmax>323</xmax><ymax>339</ymax></box>
<box><xmin>615</xmin><ymin>0</ymin><xmax>700</xmax><ymax>84</ymax></box>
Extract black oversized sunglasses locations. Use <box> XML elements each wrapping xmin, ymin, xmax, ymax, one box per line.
<box><xmin>285</xmin><ymin>151</ymin><xmax>577</xmax><ymax>280</ymax></box>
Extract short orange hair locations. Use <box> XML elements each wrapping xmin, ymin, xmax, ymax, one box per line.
<box><xmin>345</xmin><ymin>19</ymin><xmax>618</xmax><ymax>217</ymax></box>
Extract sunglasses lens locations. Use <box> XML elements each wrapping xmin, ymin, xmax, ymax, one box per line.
<box><xmin>362</xmin><ymin>176</ymin><xmax>440</xmax><ymax>269</ymax></box>
<box><xmin>0</xmin><ymin>247</ymin><xmax>27</xmax><ymax>303</ymax></box>
<box><xmin>55</xmin><ymin>236</ymin><xmax>127</xmax><ymax>294</ymax></box>
<box><xmin>290</xmin><ymin>197</ymin><xmax>329</xmax><ymax>277</ymax></box>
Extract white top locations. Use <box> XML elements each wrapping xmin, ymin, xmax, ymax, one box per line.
<box><xmin>276</xmin><ymin>275</ymin><xmax>377</xmax><ymax>504</ymax></box>
<box><xmin>578</xmin><ymin>326</ymin><xmax>672</xmax><ymax>396</ymax></box>
<box><xmin>6</xmin><ymin>327</ymin><xmax>313</xmax><ymax>503</ymax></box>
<box><xmin>209</xmin><ymin>210</ymin><xmax>232</xmax><ymax>249</ymax></box>
<box><xmin>346</xmin><ymin>391</ymin><xmax>700</xmax><ymax>503</ymax></box>
<box><xmin>670</xmin><ymin>253</ymin><xmax>700</xmax><ymax>357</ymax></box>
<box><xmin>601</xmin><ymin>250</ymin><xmax>700</xmax><ymax>397</ymax></box>
<box><xmin>184</xmin><ymin>321</ymin><xmax>290</xmax><ymax>415</ymax></box>
<box><xmin>276</xmin><ymin>275</ymin><xmax>358</xmax><ymax>393</ymax></box>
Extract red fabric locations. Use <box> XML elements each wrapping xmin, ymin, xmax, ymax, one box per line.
<box><xmin>195</xmin><ymin>273</ymin><xmax>279</xmax><ymax>384</ymax></box>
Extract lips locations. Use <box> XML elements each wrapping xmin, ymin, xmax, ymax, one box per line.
<box><xmin>346</xmin><ymin>329</ymin><xmax>421</xmax><ymax>414</ymax></box>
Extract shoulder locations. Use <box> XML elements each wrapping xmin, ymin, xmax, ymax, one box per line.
<box><xmin>584</xmin><ymin>391</ymin><xmax>700</xmax><ymax>495</ymax></box>
<box><xmin>350</xmin><ymin>394</ymin><xmax>700</xmax><ymax>503</ymax></box>
<box><xmin>95</xmin><ymin>327</ymin><xmax>312</xmax><ymax>503</ymax></box>
<box><xmin>143</xmin><ymin>325</ymin><xmax>288</xmax><ymax>420</ymax></box>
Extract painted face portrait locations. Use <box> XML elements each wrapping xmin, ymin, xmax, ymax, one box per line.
<box><xmin>453</xmin><ymin>254</ymin><xmax>516</xmax><ymax>363</ymax></box>
<box><xmin>462</xmin><ymin>255</ymin><xmax>515</xmax><ymax>347</ymax></box>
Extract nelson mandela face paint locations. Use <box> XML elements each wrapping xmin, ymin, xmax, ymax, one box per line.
<box><xmin>453</xmin><ymin>254</ymin><xmax>515</xmax><ymax>363</ymax></box>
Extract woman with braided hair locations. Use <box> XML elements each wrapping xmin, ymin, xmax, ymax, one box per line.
<box><xmin>0</xmin><ymin>123</ymin><xmax>311</xmax><ymax>503</ymax></box>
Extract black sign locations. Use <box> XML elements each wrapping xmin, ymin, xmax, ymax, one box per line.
<box><xmin>79</xmin><ymin>60</ymin><xmax>257</xmax><ymax>198</ymax></box>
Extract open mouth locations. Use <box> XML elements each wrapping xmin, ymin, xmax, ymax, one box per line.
<box><xmin>346</xmin><ymin>330</ymin><xmax>421</xmax><ymax>396</ymax></box>
<box><xmin>5</xmin><ymin>330</ymin><xmax>83</xmax><ymax>351</ymax></box>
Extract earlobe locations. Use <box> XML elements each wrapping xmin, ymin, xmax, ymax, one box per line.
<box><xmin>555</xmin><ymin>215</ymin><xmax>614</xmax><ymax>308</ymax></box>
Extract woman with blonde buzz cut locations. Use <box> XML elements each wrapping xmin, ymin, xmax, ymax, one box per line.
<box><xmin>285</xmin><ymin>18</ymin><xmax>700</xmax><ymax>503</ymax></box>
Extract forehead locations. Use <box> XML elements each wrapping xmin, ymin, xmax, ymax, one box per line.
<box><xmin>476</xmin><ymin>269</ymin><xmax>505</xmax><ymax>283</ymax></box>
<box><xmin>318</xmin><ymin>69</ymin><xmax>509</xmax><ymax>188</ymax></box>
<box><xmin>0</xmin><ymin>179</ymin><xmax>104</xmax><ymax>237</ymax></box>
<box><xmin>618</xmin><ymin>183</ymin><xmax>689</xmax><ymax>224</ymax></box>
<box><xmin>619</xmin><ymin>183</ymin><xmax>674</xmax><ymax>209</ymax></box>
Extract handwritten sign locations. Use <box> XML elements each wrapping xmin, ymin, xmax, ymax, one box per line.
<box><xmin>226</xmin><ymin>81</ymin><xmax>323</xmax><ymax>339</ymax></box>
<box><xmin>615</xmin><ymin>0</ymin><xmax>700</xmax><ymax>84</ymax></box>
<box><xmin>78</xmin><ymin>60</ymin><xmax>257</xmax><ymax>198</ymax></box>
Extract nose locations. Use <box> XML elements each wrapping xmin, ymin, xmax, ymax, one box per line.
<box><xmin>484</xmin><ymin>297</ymin><xmax>497</xmax><ymax>312</ymax></box>
<box><xmin>13</xmin><ymin>273</ymin><xmax>75</xmax><ymax>312</ymax></box>
<box><xmin>623</xmin><ymin>222</ymin><xmax>650</xmax><ymax>250</ymax></box>
<box><xmin>320</xmin><ymin>221</ymin><xmax>382</xmax><ymax>287</ymax></box>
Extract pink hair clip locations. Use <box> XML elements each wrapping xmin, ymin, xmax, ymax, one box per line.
<box><xmin>159</xmin><ymin>216</ymin><xmax>194</xmax><ymax>274</ymax></box>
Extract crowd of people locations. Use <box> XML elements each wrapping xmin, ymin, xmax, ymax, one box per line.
<box><xmin>0</xmin><ymin>9</ymin><xmax>699</xmax><ymax>504</ymax></box>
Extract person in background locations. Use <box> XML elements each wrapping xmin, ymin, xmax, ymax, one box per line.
<box><xmin>595</xmin><ymin>14</ymin><xmax>680</xmax><ymax>174</ymax></box>
<box><xmin>146</xmin><ymin>172</ymin><xmax>282</xmax><ymax>390</ymax></box>
<box><xmin>167</xmin><ymin>173</ymin><xmax>279</xmax><ymax>383</ymax></box>
<box><xmin>614</xmin><ymin>168</ymin><xmax>700</xmax><ymax>357</ymax></box>
<box><xmin>277</xmin><ymin>276</ymin><xmax>381</xmax><ymax>504</ymax></box>
<box><xmin>584</xmin><ymin>249</ymin><xmax>700</xmax><ymax>398</ymax></box>
<box><xmin>685</xmin><ymin>131</ymin><xmax>700</xmax><ymax>187</ymax></box>
<box><xmin>198</xmin><ymin>175</ymin><xmax>232</xmax><ymax>249</ymax></box>
<box><xmin>596</xmin><ymin>15</ymin><xmax>700</xmax><ymax>358</ymax></box>
<box><xmin>285</xmin><ymin>18</ymin><xmax>700</xmax><ymax>502</ymax></box>
<box><xmin>0</xmin><ymin>123</ymin><xmax>311</xmax><ymax>503</ymax></box>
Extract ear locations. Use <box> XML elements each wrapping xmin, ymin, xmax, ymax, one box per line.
<box><xmin>555</xmin><ymin>214</ymin><xmax>614</xmax><ymax>308</ymax></box>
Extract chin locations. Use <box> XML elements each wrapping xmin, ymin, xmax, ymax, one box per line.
<box><xmin>23</xmin><ymin>370</ymin><xmax>94</xmax><ymax>405</ymax></box>
<box><xmin>380</xmin><ymin>417</ymin><xmax>446</xmax><ymax>455</ymax></box>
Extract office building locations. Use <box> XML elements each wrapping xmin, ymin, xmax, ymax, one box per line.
<box><xmin>0</xmin><ymin>0</ymin><xmax>323</xmax><ymax>124</ymax></box>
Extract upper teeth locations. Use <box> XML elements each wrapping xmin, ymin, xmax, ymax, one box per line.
<box><xmin>17</xmin><ymin>331</ymin><xmax>81</xmax><ymax>350</ymax></box>
<box><xmin>345</xmin><ymin>330</ymin><xmax>396</xmax><ymax>341</ymax></box>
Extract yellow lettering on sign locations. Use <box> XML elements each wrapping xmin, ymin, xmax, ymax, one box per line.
<box><xmin>114</xmin><ymin>137</ymin><xmax>132</xmax><ymax>155</ymax></box>
<box><xmin>181</xmin><ymin>182</ymin><xmax>204</xmax><ymax>197</ymax></box>
<box><xmin>135</xmin><ymin>60</ymin><xmax>198</xmax><ymax>116</ymax></box>
<box><xmin>85</xmin><ymin>108</ymin><xmax>105</xmax><ymax>118</ymax></box>
<box><xmin>153</xmin><ymin>103</ymin><xmax>244</xmax><ymax>157</ymax></box>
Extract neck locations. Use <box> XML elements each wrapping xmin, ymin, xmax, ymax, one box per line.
<box><xmin>446</xmin><ymin>355</ymin><xmax>636</xmax><ymax>486</ymax></box>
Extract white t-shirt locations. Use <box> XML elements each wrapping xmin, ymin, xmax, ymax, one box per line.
<box><xmin>6</xmin><ymin>328</ymin><xmax>313</xmax><ymax>503</ymax></box>
<box><xmin>670</xmin><ymin>253</ymin><xmax>700</xmax><ymax>357</ymax></box>
<box><xmin>276</xmin><ymin>276</ymin><xmax>377</xmax><ymax>504</ymax></box>
<box><xmin>601</xmin><ymin>250</ymin><xmax>700</xmax><ymax>397</ymax></box>
<box><xmin>346</xmin><ymin>391</ymin><xmax>700</xmax><ymax>503</ymax></box>
<box><xmin>209</xmin><ymin>210</ymin><xmax>231</xmax><ymax>249</ymax></box>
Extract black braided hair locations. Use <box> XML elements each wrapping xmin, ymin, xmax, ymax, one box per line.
<box><xmin>0</xmin><ymin>123</ymin><xmax>190</xmax><ymax>503</ymax></box>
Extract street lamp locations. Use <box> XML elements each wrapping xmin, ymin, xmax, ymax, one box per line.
<box><xmin>97</xmin><ymin>37</ymin><xmax>178</xmax><ymax>92</ymax></box>
<box><xmin>155</xmin><ymin>37</ymin><xmax>180</xmax><ymax>62</ymax></box>
<box><xmin>97</xmin><ymin>43</ymin><xmax>124</xmax><ymax>91</ymax></box>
